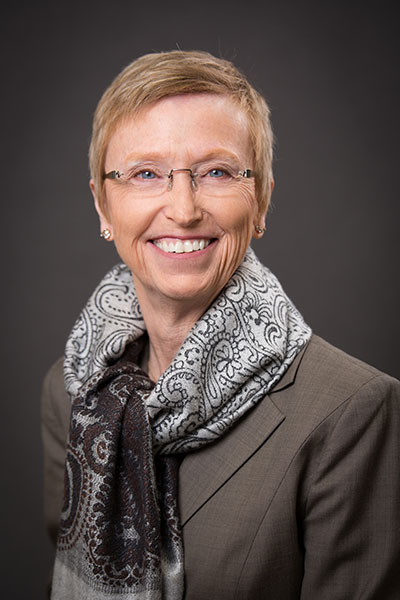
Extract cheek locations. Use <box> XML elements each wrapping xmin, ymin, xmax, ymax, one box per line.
<box><xmin>214</xmin><ymin>188</ymin><xmax>257</xmax><ymax>234</ymax></box>
<box><xmin>106</xmin><ymin>196</ymin><xmax>153</xmax><ymax>240</ymax></box>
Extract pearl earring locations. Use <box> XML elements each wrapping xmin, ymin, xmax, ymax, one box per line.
<box><xmin>255</xmin><ymin>225</ymin><xmax>266</xmax><ymax>234</ymax></box>
<box><xmin>100</xmin><ymin>229</ymin><xmax>112</xmax><ymax>241</ymax></box>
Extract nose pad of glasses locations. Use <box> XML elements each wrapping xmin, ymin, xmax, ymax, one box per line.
<box><xmin>167</xmin><ymin>169</ymin><xmax>198</xmax><ymax>192</ymax></box>
<box><xmin>190</xmin><ymin>176</ymin><xmax>199</xmax><ymax>192</ymax></box>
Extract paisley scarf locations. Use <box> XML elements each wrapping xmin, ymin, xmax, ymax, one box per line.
<box><xmin>52</xmin><ymin>248</ymin><xmax>311</xmax><ymax>599</ymax></box>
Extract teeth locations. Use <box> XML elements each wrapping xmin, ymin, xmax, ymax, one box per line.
<box><xmin>153</xmin><ymin>239</ymin><xmax>211</xmax><ymax>254</ymax></box>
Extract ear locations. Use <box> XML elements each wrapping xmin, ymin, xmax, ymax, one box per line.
<box><xmin>90</xmin><ymin>179</ymin><xmax>112</xmax><ymax>235</ymax></box>
<box><xmin>252</xmin><ymin>179</ymin><xmax>274</xmax><ymax>239</ymax></box>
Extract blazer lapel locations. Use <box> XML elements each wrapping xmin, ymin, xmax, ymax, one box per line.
<box><xmin>179</xmin><ymin>396</ymin><xmax>284</xmax><ymax>526</ymax></box>
<box><xmin>179</xmin><ymin>344</ymin><xmax>308</xmax><ymax>526</ymax></box>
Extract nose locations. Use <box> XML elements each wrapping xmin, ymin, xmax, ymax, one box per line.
<box><xmin>164</xmin><ymin>170</ymin><xmax>203</xmax><ymax>226</ymax></box>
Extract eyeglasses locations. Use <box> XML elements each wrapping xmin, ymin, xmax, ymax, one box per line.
<box><xmin>102</xmin><ymin>161</ymin><xmax>254</xmax><ymax>198</ymax></box>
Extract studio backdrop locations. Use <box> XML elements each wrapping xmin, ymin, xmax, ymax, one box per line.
<box><xmin>1</xmin><ymin>1</ymin><xmax>399</xmax><ymax>598</ymax></box>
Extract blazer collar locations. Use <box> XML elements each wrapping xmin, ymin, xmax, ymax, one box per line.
<box><xmin>179</xmin><ymin>340</ymin><xmax>309</xmax><ymax>526</ymax></box>
<box><xmin>269</xmin><ymin>341</ymin><xmax>308</xmax><ymax>392</ymax></box>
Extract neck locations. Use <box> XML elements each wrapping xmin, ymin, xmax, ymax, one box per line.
<box><xmin>136</xmin><ymin>287</ymin><xmax>208</xmax><ymax>382</ymax></box>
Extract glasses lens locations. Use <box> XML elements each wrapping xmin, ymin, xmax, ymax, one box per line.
<box><xmin>195</xmin><ymin>162</ymin><xmax>253</xmax><ymax>197</ymax></box>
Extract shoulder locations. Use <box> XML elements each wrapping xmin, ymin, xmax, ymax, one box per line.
<box><xmin>43</xmin><ymin>357</ymin><xmax>66</xmax><ymax>398</ymax></box>
<box><xmin>301</xmin><ymin>334</ymin><xmax>385</xmax><ymax>383</ymax></box>
<box><xmin>271</xmin><ymin>334</ymin><xmax>400</xmax><ymax>432</ymax></box>
<box><xmin>298</xmin><ymin>334</ymin><xmax>397</xmax><ymax>394</ymax></box>
<box><xmin>41</xmin><ymin>357</ymin><xmax>71</xmax><ymax>441</ymax></box>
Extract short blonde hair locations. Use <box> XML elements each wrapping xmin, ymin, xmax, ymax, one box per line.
<box><xmin>89</xmin><ymin>50</ymin><xmax>273</xmax><ymax>216</ymax></box>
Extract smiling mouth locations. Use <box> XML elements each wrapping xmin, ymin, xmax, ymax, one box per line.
<box><xmin>152</xmin><ymin>238</ymin><xmax>213</xmax><ymax>254</ymax></box>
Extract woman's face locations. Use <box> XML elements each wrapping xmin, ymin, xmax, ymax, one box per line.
<box><xmin>93</xmin><ymin>94</ymin><xmax>263</xmax><ymax>313</ymax></box>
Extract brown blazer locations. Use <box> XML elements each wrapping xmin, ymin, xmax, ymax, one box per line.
<box><xmin>41</xmin><ymin>335</ymin><xmax>400</xmax><ymax>599</ymax></box>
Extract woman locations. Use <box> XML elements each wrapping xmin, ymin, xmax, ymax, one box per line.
<box><xmin>42</xmin><ymin>50</ymin><xmax>400</xmax><ymax>599</ymax></box>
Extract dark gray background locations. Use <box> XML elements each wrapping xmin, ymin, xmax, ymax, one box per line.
<box><xmin>1</xmin><ymin>1</ymin><xmax>399</xmax><ymax>597</ymax></box>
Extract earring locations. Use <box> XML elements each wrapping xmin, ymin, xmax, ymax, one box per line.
<box><xmin>255</xmin><ymin>225</ymin><xmax>266</xmax><ymax>234</ymax></box>
<box><xmin>100</xmin><ymin>229</ymin><xmax>112</xmax><ymax>241</ymax></box>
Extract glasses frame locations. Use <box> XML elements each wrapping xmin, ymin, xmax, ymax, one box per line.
<box><xmin>102</xmin><ymin>167</ymin><xmax>254</xmax><ymax>192</ymax></box>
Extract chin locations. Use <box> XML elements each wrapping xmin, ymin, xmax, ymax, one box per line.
<box><xmin>162</xmin><ymin>286</ymin><xmax>214</xmax><ymax>305</ymax></box>
<box><xmin>154</xmin><ymin>277</ymin><xmax>219</xmax><ymax>307</ymax></box>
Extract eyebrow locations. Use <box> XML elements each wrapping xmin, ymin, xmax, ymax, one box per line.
<box><xmin>123</xmin><ymin>149</ymin><xmax>242</xmax><ymax>166</ymax></box>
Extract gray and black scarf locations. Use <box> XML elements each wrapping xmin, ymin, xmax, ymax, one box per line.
<box><xmin>52</xmin><ymin>248</ymin><xmax>311</xmax><ymax>599</ymax></box>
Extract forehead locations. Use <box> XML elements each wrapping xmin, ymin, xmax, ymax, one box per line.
<box><xmin>105</xmin><ymin>94</ymin><xmax>252</xmax><ymax>165</ymax></box>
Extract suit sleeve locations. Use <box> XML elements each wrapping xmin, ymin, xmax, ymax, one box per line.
<box><xmin>300</xmin><ymin>374</ymin><xmax>400</xmax><ymax>599</ymax></box>
<box><xmin>40</xmin><ymin>358</ymin><xmax>71</xmax><ymax>546</ymax></box>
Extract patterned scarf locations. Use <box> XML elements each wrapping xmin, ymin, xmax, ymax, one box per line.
<box><xmin>52</xmin><ymin>248</ymin><xmax>311</xmax><ymax>599</ymax></box>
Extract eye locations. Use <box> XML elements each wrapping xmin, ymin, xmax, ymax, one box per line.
<box><xmin>208</xmin><ymin>168</ymin><xmax>227</xmax><ymax>178</ymax></box>
<box><xmin>125</xmin><ymin>166</ymin><xmax>162</xmax><ymax>184</ymax></box>
<box><xmin>136</xmin><ymin>170</ymin><xmax>157</xmax><ymax>180</ymax></box>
